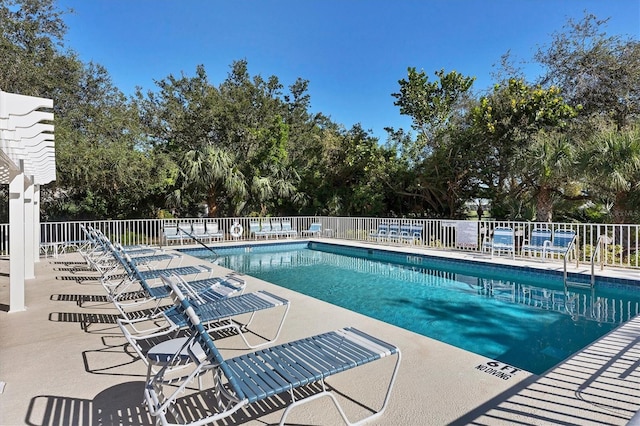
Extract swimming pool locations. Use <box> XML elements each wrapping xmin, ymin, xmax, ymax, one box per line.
<box><xmin>183</xmin><ymin>242</ymin><xmax>640</xmax><ymax>374</ymax></box>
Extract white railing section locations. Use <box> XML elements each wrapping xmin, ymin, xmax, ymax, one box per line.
<box><xmin>3</xmin><ymin>216</ymin><xmax>635</xmax><ymax>269</ymax></box>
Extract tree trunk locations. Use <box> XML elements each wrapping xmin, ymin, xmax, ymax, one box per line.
<box><xmin>612</xmin><ymin>192</ymin><xmax>629</xmax><ymax>224</ymax></box>
<box><xmin>535</xmin><ymin>187</ymin><xmax>553</xmax><ymax>222</ymax></box>
<box><xmin>207</xmin><ymin>188</ymin><xmax>218</xmax><ymax>218</ymax></box>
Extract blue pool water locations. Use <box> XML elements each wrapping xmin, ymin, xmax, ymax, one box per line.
<box><xmin>183</xmin><ymin>242</ymin><xmax>640</xmax><ymax>374</ymax></box>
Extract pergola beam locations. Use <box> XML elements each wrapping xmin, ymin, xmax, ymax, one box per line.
<box><xmin>0</xmin><ymin>90</ymin><xmax>56</xmax><ymax>312</ymax></box>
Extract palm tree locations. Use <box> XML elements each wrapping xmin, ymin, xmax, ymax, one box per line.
<box><xmin>249</xmin><ymin>165</ymin><xmax>300</xmax><ymax>216</ymax></box>
<box><xmin>520</xmin><ymin>131</ymin><xmax>576</xmax><ymax>222</ymax></box>
<box><xmin>180</xmin><ymin>145</ymin><xmax>246</xmax><ymax>217</ymax></box>
<box><xmin>579</xmin><ymin>125</ymin><xmax>640</xmax><ymax>223</ymax></box>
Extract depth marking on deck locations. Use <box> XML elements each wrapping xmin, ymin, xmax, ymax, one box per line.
<box><xmin>475</xmin><ymin>360</ymin><xmax>521</xmax><ymax>380</ymax></box>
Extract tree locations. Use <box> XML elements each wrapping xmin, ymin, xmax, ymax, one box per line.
<box><xmin>50</xmin><ymin>63</ymin><xmax>173</xmax><ymax>219</ymax></box>
<box><xmin>0</xmin><ymin>0</ymin><xmax>173</xmax><ymax>220</ymax></box>
<box><xmin>578</xmin><ymin>125</ymin><xmax>640</xmax><ymax>223</ymax></box>
<box><xmin>471</xmin><ymin>79</ymin><xmax>577</xmax><ymax>219</ymax></box>
<box><xmin>391</xmin><ymin>68</ymin><xmax>475</xmax><ymax>160</ymax></box>
<box><xmin>0</xmin><ymin>0</ymin><xmax>69</xmax><ymax>96</ymax></box>
<box><xmin>178</xmin><ymin>146</ymin><xmax>246</xmax><ymax>217</ymax></box>
<box><xmin>326</xmin><ymin>124</ymin><xmax>389</xmax><ymax>216</ymax></box>
<box><xmin>388</xmin><ymin>68</ymin><xmax>477</xmax><ymax>217</ymax></box>
<box><xmin>138</xmin><ymin>61</ymin><xmax>307</xmax><ymax>217</ymax></box>
<box><xmin>211</xmin><ymin>61</ymin><xmax>303</xmax><ymax>216</ymax></box>
<box><xmin>536</xmin><ymin>13</ymin><xmax>640</xmax><ymax>130</ymax></box>
<box><xmin>518</xmin><ymin>130</ymin><xmax>579</xmax><ymax>222</ymax></box>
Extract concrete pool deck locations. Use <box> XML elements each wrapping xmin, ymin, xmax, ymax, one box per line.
<box><xmin>0</xmin><ymin>238</ymin><xmax>639</xmax><ymax>425</ymax></box>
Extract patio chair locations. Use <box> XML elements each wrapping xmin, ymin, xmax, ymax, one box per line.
<box><xmin>369</xmin><ymin>222</ymin><xmax>389</xmax><ymax>241</ymax></box>
<box><xmin>249</xmin><ymin>221</ymin><xmax>269</xmax><ymax>239</ymax></box>
<box><xmin>191</xmin><ymin>223</ymin><xmax>211</xmax><ymax>243</ymax></box>
<box><xmin>163</xmin><ymin>225</ymin><xmax>183</xmax><ymax>245</ymax></box>
<box><xmin>281</xmin><ymin>220</ymin><xmax>298</xmax><ymax>238</ymax></box>
<box><xmin>125</xmin><ymin>249</ymin><xmax>182</xmax><ymax>269</ymax></box>
<box><xmin>98</xmin><ymin>242</ymin><xmax>214</xmax><ymax>306</ymax></box>
<box><xmin>261</xmin><ymin>221</ymin><xmax>274</xmax><ymax>238</ymax></box>
<box><xmin>270</xmin><ymin>220</ymin><xmax>283</xmax><ymax>238</ymax></box>
<box><xmin>386</xmin><ymin>222</ymin><xmax>401</xmax><ymax>242</ymax></box>
<box><xmin>144</xmin><ymin>278</ymin><xmax>401</xmax><ymax>426</ymax></box>
<box><xmin>116</xmin><ymin>272</ymin><xmax>249</xmax><ymax>368</ymax></box>
<box><xmin>301</xmin><ymin>222</ymin><xmax>322</xmax><ymax>237</ymax></box>
<box><xmin>83</xmin><ymin>231</ymin><xmax>181</xmax><ymax>278</ymax></box>
<box><xmin>205</xmin><ymin>222</ymin><xmax>224</xmax><ymax>241</ymax></box>
<box><xmin>57</xmin><ymin>224</ymin><xmax>100</xmax><ymax>258</ymax></box>
<box><xmin>248</xmin><ymin>221</ymin><xmax>260</xmax><ymax>238</ymax></box>
<box><xmin>521</xmin><ymin>227</ymin><xmax>552</xmax><ymax>257</ymax></box>
<box><xmin>543</xmin><ymin>229</ymin><xmax>577</xmax><ymax>259</ymax></box>
<box><xmin>79</xmin><ymin>227</ymin><xmax>153</xmax><ymax>267</ymax></box>
<box><xmin>399</xmin><ymin>224</ymin><xmax>423</xmax><ymax>244</ymax></box>
<box><xmin>118</xmin><ymin>273</ymin><xmax>289</xmax><ymax>359</ymax></box>
<box><xmin>483</xmin><ymin>227</ymin><xmax>516</xmax><ymax>259</ymax></box>
<box><xmin>178</xmin><ymin>223</ymin><xmax>194</xmax><ymax>244</ymax></box>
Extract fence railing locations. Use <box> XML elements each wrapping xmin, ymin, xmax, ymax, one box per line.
<box><xmin>15</xmin><ymin>216</ymin><xmax>638</xmax><ymax>269</ymax></box>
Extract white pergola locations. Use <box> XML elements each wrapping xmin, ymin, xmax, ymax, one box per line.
<box><xmin>0</xmin><ymin>90</ymin><xmax>55</xmax><ymax>312</ymax></box>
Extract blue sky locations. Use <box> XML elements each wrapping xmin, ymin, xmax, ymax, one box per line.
<box><xmin>58</xmin><ymin>0</ymin><xmax>639</xmax><ymax>141</ymax></box>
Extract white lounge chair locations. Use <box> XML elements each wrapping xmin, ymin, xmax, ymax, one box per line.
<box><xmin>281</xmin><ymin>220</ymin><xmax>298</xmax><ymax>237</ymax></box>
<box><xmin>386</xmin><ymin>222</ymin><xmax>401</xmax><ymax>242</ymax></box>
<box><xmin>483</xmin><ymin>227</ymin><xmax>516</xmax><ymax>259</ymax></box>
<box><xmin>249</xmin><ymin>221</ymin><xmax>270</xmax><ymax>239</ymax></box>
<box><xmin>101</xmin><ymin>243</ymin><xmax>214</xmax><ymax>312</ymax></box>
<box><xmin>191</xmin><ymin>223</ymin><xmax>211</xmax><ymax>242</ymax></box>
<box><xmin>544</xmin><ymin>229</ymin><xmax>577</xmax><ymax>259</ymax></box>
<box><xmin>117</xmin><ymin>273</ymin><xmax>289</xmax><ymax>363</ymax></box>
<box><xmin>269</xmin><ymin>220</ymin><xmax>283</xmax><ymax>238</ymax></box>
<box><xmin>521</xmin><ymin>227</ymin><xmax>552</xmax><ymax>257</ymax></box>
<box><xmin>191</xmin><ymin>222</ymin><xmax>224</xmax><ymax>242</ymax></box>
<box><xmin>163</xmin><ymin>225</ymin><xmax>183</xmax><ymax>245</ymax></box>
<box><xmin>301</xmin><ymin>222</ymin><xmax>322</xmax><ymax>237</ymax></box>
<box><xmin>399</xmin><ymin>224</ymin><xmax>423</xmax><ymax>244</ymax></box>
<box><xmin>369</xmin><ymin>223</ymin><xmax>389</xmax><ymax>241</ymax></box>
<box><xmin>178</xmin><ymin>223</ymin><xmax>194</xmax><ymax>244</ymax></box>
<box><xmin>260</xmin><ymin>221</ymin><xmax>273</xmax><ymax>238</ymax></box>
<box><xmin>205</xmin><ymin>222</ymin><xmax>224</xmax><ymax>241</ymax></box>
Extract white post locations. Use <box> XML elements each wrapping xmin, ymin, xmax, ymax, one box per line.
<box><xmin>33</xmin><ymin>184</ymin><xmax>40</xmax><ymax>263</ymax></box>
<box><xmin>9</xmin><ymin>169</ymin><xmax>25</xmax><ymax>312</ymax></box>
<box><xmin>24</xmin><ymin>181</ymin><xmax>35</xmax><ymax>279</ymax></box>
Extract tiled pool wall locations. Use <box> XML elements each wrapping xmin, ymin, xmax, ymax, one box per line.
<box><xmin>180</xmin><ymin>241</ymin><xmax>640</xmax><ymax>290</ymax></box>
<box><xmin>311</xmin><ymin>242</ymin><xmax>640</xmax><ymax>290</ymax></box>
<box><xmin>181</xmin><ymin>241</ymin><xmax>308</xmax><ymax>257</ymax></box>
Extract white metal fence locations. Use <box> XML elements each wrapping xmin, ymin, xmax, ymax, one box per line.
<box><xmin>7</xmin><ymin>216</ymin><xmax>635</xmax><ymax>269</ymax></box>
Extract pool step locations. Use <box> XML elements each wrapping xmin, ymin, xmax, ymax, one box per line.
<box><xmin>565</xmin><ymin>280</ymin><xmax>593</xmax><ymax>289</ymax></box>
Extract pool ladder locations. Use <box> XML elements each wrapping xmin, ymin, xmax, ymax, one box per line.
<box><xmin>563</xmin><ymin>235</ymin><xmax>606</xmax><ymax>291</ymax></box>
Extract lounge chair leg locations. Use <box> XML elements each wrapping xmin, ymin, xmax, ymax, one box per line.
<box><xmin>231</xmin><ymin>303</ymin><xmax>290</xmax><ymax>348</ymax></box>
<box><xmin>279</xmin><ymin>351</ymin><xmax>401</xmax><ymax>426</ymax></box>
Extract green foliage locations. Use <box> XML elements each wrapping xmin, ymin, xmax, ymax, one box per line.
<box><xmin>388</xmin><ymin>68</ymin><xmax>478</xmax><ymax>218</ymax></box>
<box><xmin>2</xmin><ymin>2</ymin><xmax>640</xmax><ymax>223</ymax></box>
<box><xmin>470</xmin><ymin>79</ymin><xmax>578</xmax><ymax>220</ymax></box>
<box><xmin>392</xmin><ymin>68</ymin><xmax>475</xmax><ymax>161</ymax></box>
<box><xmin>474</xmin><ymin>80</ymin><xmax>576</xmax><ymax>136</ymax></box>
<box><xmin>0</xmin><ymin>0</ymin><xmax>69</xmax><ymax>97</ymax></box>
<box><xmin>578</xmin><ymin>124</ymin><xmax>640</xmax><ymax>223</ymax></box>
<box><xmin>535</xmin><ymin>13</ymin><xmax>640</xmax><ymax>129</ymax></box>
<box><xmin>582</xmin><ymin>243</ymin><xmax>633</xmax><ymax>266</ymax></box>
